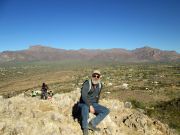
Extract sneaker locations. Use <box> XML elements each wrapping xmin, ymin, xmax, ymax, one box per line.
<box><xmin>83</xmin><ymin>128</ymin><xmax>88</xmax><ymax>135</ymax></box>
<box><xmin>88</xmin><ymin>122</ymin><xmax>100</xmax><ymax>131</ymax></box>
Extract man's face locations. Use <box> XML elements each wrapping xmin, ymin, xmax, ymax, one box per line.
<box><xmin>92</xmin><ymin>73</ymin><xmax>101</xmax><ymax>84</ymax></box>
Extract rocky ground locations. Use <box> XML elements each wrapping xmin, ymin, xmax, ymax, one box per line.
<box><xmin>0</xmin><ymin>89</ymin><xmax>177</xmax><ymax>135</ymax></box>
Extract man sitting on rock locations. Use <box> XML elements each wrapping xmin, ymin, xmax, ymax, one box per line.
<box><xmin>78</xmin><ymin>70</ymin><xmax>110</xmax><ymax>135</ymax></box>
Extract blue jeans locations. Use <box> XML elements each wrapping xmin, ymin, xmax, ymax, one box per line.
<box><xmin>78</xmin><ymin>103</ymin><xmax>110</xmax><ymax>129</ymax></box>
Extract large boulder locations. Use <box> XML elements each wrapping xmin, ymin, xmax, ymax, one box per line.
<box><xmin>0</xmin><ymin>90</ymin><xmax>176</xmax><ymax>135</ymax></box>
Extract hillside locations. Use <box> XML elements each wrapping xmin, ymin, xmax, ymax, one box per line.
<box><xmin>0</xmin><ymin>90</ymin><xmax>177</xmax><ymax>135</ymax></box>
<box><xmin>0</xmin><ymin>45</ymin><xmax>179</xmax><ymax>63</ymax></box>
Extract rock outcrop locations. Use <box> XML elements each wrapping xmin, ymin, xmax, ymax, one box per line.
<box><xmin>0</xmin><ymin>90</ymin><xmax>176</xmax><ymax>135</ymax></box>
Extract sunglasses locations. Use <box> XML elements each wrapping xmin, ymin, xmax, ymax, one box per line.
<box><xmin>92</xmin><ymin>74</ymin><xmax>100</xmax><ymax>78</ymax></box>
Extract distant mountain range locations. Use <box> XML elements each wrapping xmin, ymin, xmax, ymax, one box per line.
<box><xmin>0</xmin><ymin>45</ymin><xmax>179</xmax><ymax>63</ymax></box>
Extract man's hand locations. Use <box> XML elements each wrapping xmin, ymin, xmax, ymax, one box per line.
<box><xmin>89</xmin><ymin>105</ymin><xmax>95</xmax><ymax>114</ymax></box>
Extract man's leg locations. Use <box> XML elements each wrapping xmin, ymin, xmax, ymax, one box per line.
<box><xmin>78</xmin><ymin>103</ymin><xmax>89</xmax><ymax>129</ymax></box>
<box><xmin>45</xmin><ymin>92</ymin><xmax>48</xmax><ymax>99</ymax></box>
<box><xmin>90</xmin><ymin>103</ymin><xmax>110</xmax><ymax>127</ymax></box>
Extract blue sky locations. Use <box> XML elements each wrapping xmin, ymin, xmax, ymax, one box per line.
<box><xmin>0</xmin><ymin>0</ymin><xmax>180</xmax><ymax>52</ymax></box>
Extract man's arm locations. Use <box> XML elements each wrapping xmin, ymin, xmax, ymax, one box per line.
<box><xmin>81</xmin><ymin>80</ymin><xmax>96</xmax><ymax>113</ymax></box>
<box><xmin>97</xmin><ymin>83</ymin><xmax>103</xmax><ymax>103</ymax></box>
<box><xmin>81</xmin><ymin>81</ymin><xmax>92</xmax><ymax>106</ymax></box>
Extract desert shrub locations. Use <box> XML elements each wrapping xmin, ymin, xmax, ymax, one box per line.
<box><xmin>129</xmin><ymin>99</ymin><xmax>146</xmax><ymax>109</ymax></box>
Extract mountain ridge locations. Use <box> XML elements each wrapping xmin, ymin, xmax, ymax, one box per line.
<box><xmin>0</xmin><ymin>45</ymin><xmax>179</xmax><ymax>63</ymax></box>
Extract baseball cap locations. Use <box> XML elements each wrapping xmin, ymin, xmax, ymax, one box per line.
<box><xmin>92</xmin><ymin>70</ymin><xmax>101</xmax><ymax>75</ymax></box>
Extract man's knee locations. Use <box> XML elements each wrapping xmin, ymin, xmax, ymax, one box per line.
<box><xmin>81</xmin><ymin>104</ymin><xmax>89</xmax><ymax>113</ymax></box>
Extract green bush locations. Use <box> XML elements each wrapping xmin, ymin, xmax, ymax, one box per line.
<box><xmin>130</xmin><ymin>99</ymin><xmax>146</xmax><ymax>109</ymax></box>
